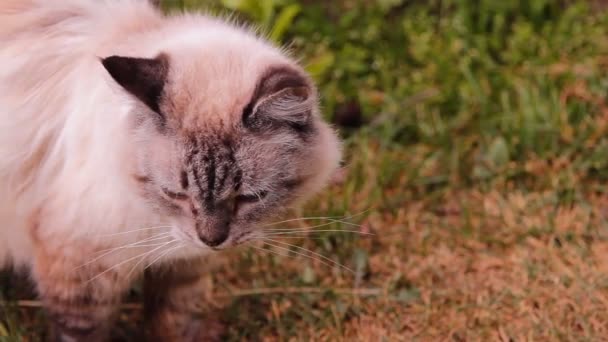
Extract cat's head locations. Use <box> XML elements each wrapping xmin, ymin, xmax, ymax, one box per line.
<box><xmin>101</xmin><ymin>23</ymin><xmax>341</xmax><ymax>250</ymax></box>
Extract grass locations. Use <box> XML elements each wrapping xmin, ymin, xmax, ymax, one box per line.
<box><xmin>4</xmin><ymin>0</ymin><xmax>608</xmax><ymax>340</ymax></box>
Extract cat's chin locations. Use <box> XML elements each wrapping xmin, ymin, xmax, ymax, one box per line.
<box><xmin>180</xmin><ymin>243</ymin><xmax>215</xmax><ymax>258</ymax></box>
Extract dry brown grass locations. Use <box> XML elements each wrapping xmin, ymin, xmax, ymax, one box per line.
<box><xmin>197</xmin><ymin>180</ymin><xmax>608</xmax><ymax>341</ymax></box>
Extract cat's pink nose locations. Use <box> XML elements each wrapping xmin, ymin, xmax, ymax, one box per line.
<box><xmin>196</xmin><ymin>199</ymin><xmax>233</xmax><ymax>247</ymax></box>
<box><xmin>197</xmin><ymin>214</ymin><xmax>230</xmax><ymax>247</ymax></box>
<box><xmin>199</xmin><ymin>229</ymin><xmax>229</xmax><ymax>247</ymax></box>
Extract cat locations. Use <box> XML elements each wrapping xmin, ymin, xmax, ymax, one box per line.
<box><xmin>0</xmin><ymin>0</ymin><xmax>341</xmax><ymax>340</ymax></box>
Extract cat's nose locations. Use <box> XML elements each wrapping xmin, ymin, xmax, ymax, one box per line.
<box><xmin>197</xmin><ymin>202</ymin><xmax>232</xmax><ymax>247</ymax></box>
<box><xmin>198</xmin><ymin>226</ymin><xmax>229</xmax><ymax>247</ymax></box>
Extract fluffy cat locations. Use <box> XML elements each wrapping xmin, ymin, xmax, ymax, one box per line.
<box><xmin>0</xmin><ymin>0</ymin><xmax>341</xmax><ymax>340</ymax></box>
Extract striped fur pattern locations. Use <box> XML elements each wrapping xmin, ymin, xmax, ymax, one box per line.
<box><xmin>0</xmin><ymin>0</ymin><xmax>341</xmax><ymax>340</ymax></box>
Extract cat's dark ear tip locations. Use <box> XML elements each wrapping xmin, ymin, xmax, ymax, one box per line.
<box><xmin>100</xmin><ymin>55</ymin><xmax>122</xmax><ymax>73</ymax></box>
<box><xmin>100</xmin><ymin>55</ymin><xmax>132</xmax><ymax>80</ymax></box>
<box><xmin>100</xmin><ymin>55</ymin><xmax>169</xmax><ymax>114</ymax></box>
<box><xmin>100</xmin><ymin>55</ymin><xmax>117</xmax><ymax>63</ymax></box>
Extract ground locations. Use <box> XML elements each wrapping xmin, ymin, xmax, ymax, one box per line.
<box><xmin>3</xmin><ymin>0</ymin><xmax>608</xmax><ymax>341</ymax></box>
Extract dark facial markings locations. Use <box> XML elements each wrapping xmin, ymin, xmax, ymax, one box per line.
<box><xmin>191</xmin><ymin>155</ymin><xmax>206</xmax><ymax>206</ymax></box>
<box><xmin>181</xmin><ymin>135</ymin><xmax>245</xmax><ymax>248</ymax></box>
<box><xmin>235</xmin><ymin>190</ymin><xmax>268</xmax><ymax>204</ymax></box>
<box><xmin>185</xmin><ymin>134</ymin><xmax>241</xmax><ymax>214</ymax></box>
<box><xmin>127</xmin><ymin>64</ymin><xmax>319</xmax><ymax>245</ymax></box>
<box><xmin>233</xmin><ymin>170</ymin><xmax>243</xmax><ymax>191</ymax></box>
<box><xmin>180</xmin><ymin>170</ymin><xmax>189</xmax><ymax>189</ymax></box>
<box><xmin>217</xmin><ymin>164</ymin><xmax>229</xmax><ymax>191</ymax></box>
<box><xmin>204</xmin><ymin>154</ymin><xmax>216</xmax><ymax>210</ymax></box>
<box><xmin>161</xmin><ymin>188</ymin><xmax>188</xmax><ymax>201</ymax></box>
<box><xmin>217</xmin><ymin>141</ymin><xmax>235</xmax><ymax>191</ymax></box>
<box><xmin>134</xmin><ymin>174</ymin><xmax>151</xmax><ymax>184</ymax></box>
<box><xmin>281</xmin><ymin>177</ymin><xmax>305</xmax><ymax>190</ymax></box>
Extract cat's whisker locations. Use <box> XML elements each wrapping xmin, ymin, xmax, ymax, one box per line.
<box><xmin>265</xmin><ymin>220</ymin><xmax>362</xmax><ymax>231</ymax></box>
<box><xmin>262</xmin><ymin>229</ymin><xmax>374</xmax><ymax>236</ymax></box>
<box><xmin>260</xmin><ymin>216</ymin><xmax>342</xmax><ymax>227</ymax></box>
<box><xmin>125</xmin><ymin>240</ymin><xmax>178</xmax><ymax>279</ymax></box>
<box><xmin>99</xmin><ymin>241</ymin><xmax>173</xmax><ymax>252</ymax></box>
<box><xmin>95</xmin><ymin>233</ymin><xmax>173</xmax><ymax>253</ymax></box>
<box><xmin>247</xmin><ymin>243</ymin><xmax>293</xmax><ymax>259</ymax></box>
<box><xmin>251</xmin><ymin>240</ymin><xmax>354</xmax><ymax>274</ymax></box>
<box><xmin>260</xmin><ymin>217</ymin><xmax>365</xmax><ymax>236</ymax></box>
<box><xmin>92</xmin><ymin>233</ymin><xmax>171</xmax><ymax>253</ymax></box>
<box><xmin>264</xmin><ymin>238</ymin><xmax>354</xmax><ymax>274</ymax></box>
<box><xmin>74</xmin><ymin>233</ymin><xmax>173</xmax><ymax>270</ymax></box>
<box><xmin>143</xmin><ymin>242</ymin><xmax>184</xmax><ymax>270</ymax></box>
<box><xmin>261</xmin><ymin>208</ymin><xmax>371</xmax><ymax>227</ymax></box>
<box><xmin>84</xmin><ymin>243</ymin><xmax>171</xmax><ymax>285</ymax></box>
<box><xmin>253</xmin><ymin>189</ymin><xmax>266</xmax><ymax>208</ymax></box>
<box><xmin>241</xmin><ymin>232</ymin><xmax>325</xmax><ymax>243</ymax></box>
<box><xmin>320</xmin><ymin>219</ymin><xmax>364</xmax><ymax>228</ymax></box>
<box><xmin>249</xmin><ymin>236</ymin><xmax>327</xmax><ymax>240</ymax></box>
<box><xmin>263</xmin><ymin>219</ymin><xmax>362</xmax><ymax>231</ymax></box>
<box><xmin>96</xmin><ymin>225</ymin><xmax>171</xmax><ymax>237</ymax></box>
<box><xmin>258</xmin><ymin>240</ymin><xmax>349</xmax><ymax>273</ymax></box>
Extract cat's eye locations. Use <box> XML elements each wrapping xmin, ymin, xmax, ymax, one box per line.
<box><xmin>162</xmin><ymin>188</ymin><xmax>189</xmax><ymax>201</ymax></box>
<box><xmin>236</xmin><ymin>190</ymin><xmax>268</xmax><ymax>203</ymax></box>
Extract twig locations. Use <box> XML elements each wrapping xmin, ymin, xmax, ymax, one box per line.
<box><xmin>1</xmin><ymin>287</ymin><xmax>383</xmax><ymax>311</ymax></box>
<box><xmin>0</xmin><ymin>300</ymin><xmax>145</xmax><ymax>310</ymax></box>
<box><xmin>219</xmin><ymin>286</ymin><xmax>383</xmax><ymax>297</ymax></box>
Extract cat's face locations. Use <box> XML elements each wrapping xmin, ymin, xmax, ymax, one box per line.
<box><xmin>102</xmin><ymin>46</ymin><xmax>341</xmax><ymax>250</ymax></box>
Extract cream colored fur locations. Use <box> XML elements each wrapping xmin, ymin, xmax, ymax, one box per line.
<box><xmin>0</xmin><ymin>0</ymin><xmax>340</xmax><ymax>271</ymax></box>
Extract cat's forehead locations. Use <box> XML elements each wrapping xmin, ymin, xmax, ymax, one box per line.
<box><xmin>159</xmin><ymin>27</ymin><xmax>292</xmax><ymax>130</ymax></box>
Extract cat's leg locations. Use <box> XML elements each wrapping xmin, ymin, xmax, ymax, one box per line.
<box><xmin>144</xmin><ymin>258</ymin><xmax>226</xmax><ymax>342</ymax></box>
<box><xmin>32</xmin><ymin>249</ymin><xmax>129</xmax><ymax>342</ymax></box>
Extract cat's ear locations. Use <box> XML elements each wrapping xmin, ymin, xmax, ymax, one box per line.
<box><xmin>101</xmin><ymin>54</ymin><xmax>168</xmax><ymax>113</ymax></box>
<box><xmin>243</xmin><ymin>66</ymin><xmax>314</xmax><ymax>132</ymax></box>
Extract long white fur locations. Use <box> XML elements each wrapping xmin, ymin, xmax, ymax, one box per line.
<box><xmin>0</xmin><ymin>0</ymin><xmax>321</xmax><ymax>268</ymax></box>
